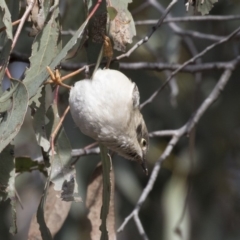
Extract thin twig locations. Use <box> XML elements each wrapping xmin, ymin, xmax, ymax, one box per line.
<box><xmin>149</xmin><ymin>130</ymin><xmax>177</xmax><ymax>138</ymax></box>
<box><xmin>0</xmin><ymin>19</ymin><xmax>21</xmax><ymax>33</ymax></box>
<box><xmin>119</xmin><ymin>61</ymin><xmax>240</xmax><ymax>73</ymax></box>
<box><xmin>134</xmin><ymin>214</ymin><xmax>149</xmax><ymax>240</ymax></box>
<box><xmin>87</xmin><ymin>0</ymin><xmax>103</xmax><ymax>21</ymax></box>
<box><xmin>117</xmin><ymin>57</ymin><xmax>238</xmax><ymax>232</ymax></box>
<box><xmin>135</xmin><ymin>15</ymin><xmax>240</xmax><ymax>25</ymax></box>
<box><xmin>148</xmin><ymin>0</ymin><xmax>228</xmax><ymax>42</ymax></box>
<box><xmin>11</xmin><ymin>0</ymin><xmax>36</xmax><ymax>51</ymax></box>
<box><xmin>116</xmin><ymin>0</ymin><xmax>178</xmax><ymax>60</ymax></box>
<box><xmin>50</xmin><ymin>105</ymin><xmax>70</xmax><ymax>153</ymax></box>
<box><xmin>140</xmin><ymin>26</ymin><xmax>240</xmax><ymax>109</ymax></box>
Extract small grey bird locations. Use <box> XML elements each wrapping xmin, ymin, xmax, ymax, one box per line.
<box><xmin>69</xmin><ymin>68</ymin><xmax>149</xmax><ymax>174</ymax></box>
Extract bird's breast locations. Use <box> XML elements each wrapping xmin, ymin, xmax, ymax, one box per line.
<box><xmin>69</xmin><ymin>68</ymin><xmax>134</xmax><ymax>141</ymax></box>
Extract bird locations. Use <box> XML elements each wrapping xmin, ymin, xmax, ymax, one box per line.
<box><xmin>69</xmin><ymin>68</ymin><xmax>149</xmax><ymax>175</ymax></box>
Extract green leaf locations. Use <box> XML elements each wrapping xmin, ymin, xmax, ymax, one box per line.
<box><xmin>107</xmin><ymin>6</ymin><xmax>118</xmax><ymax>21</ymax></box>
<box><xmin>0</xmin><ymin>80</ymin><xmax>28</xmax><ymax>153</ymax></box>
<box><xmin>24</xmin><ymin>8</ymin><xmax>61</xmax><ymax>100</ymax></box>
<box><xmin>0</xmin><ymin>1</ymin><xmax>13</xmax><ymax>40</ymax></box>
<box><xmin>15</xmin><ymin>157</ymin><xmax>47</xmax><ymax>174</ymax></box>
<box><xmin>47</xmin><ymin>101</ymin><xmax>81</xmax><ymax>201</ymax></box>
<box><xmin>0</xmin><ymin>2</ymin><xmax>13</xmax><ymax>89</ymax></box>
<box><xmin>197</xmin><ymin>0</ymin><xmax>218</xmax><ymax>15</ymax></box>
<box><xmin>0</xmin><ymin>82</ymin><xmax>19</xmax><ymax>113</ymax></box>
<box><xmin>32</xmin><ymin>86</ymin><xmax>51</xmax><ymax>152</ymax></box>
<box><xmin>24</xmin><ymin>10</ymin><xmax>89</xmax><ymax>100</ymax></box>
<box><xmin>0</xmin><ymin>145</ymin><xmax>17</xmax><ymax>234</ymax></box>
<box><xmin>50</xmin><ymin>127</ymin><xmax>81</xmax><ymax>202</ymax></box>
<box><xmin>0</xmin><ymin>144</ymin><xmax>14</xmax><ymax>201</ymax></box>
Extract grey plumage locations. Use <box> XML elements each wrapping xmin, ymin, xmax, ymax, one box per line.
<box><xmin>69</xmin><ymin>68</ymin><xmax>149</xmax><ymax>174</ymax></box>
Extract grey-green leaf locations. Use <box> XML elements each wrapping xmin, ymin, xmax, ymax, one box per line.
<box><xmin>0</xmin><ymin>144</ymin><xmax>14</xmax><ymax>201</ymax></box>
<box><xmin>0</xmin><ymin>80</ymin><xmax>28</xmax><ymax>153</ymax></box>
<box><xmin>0</xmin><ymin>82</ymin><xmax>19</xmax><ymax>113</ymax></box>
<box><xmin>0</xmin><ymin>1</ymin><xmax>13</xmax><ymax>40</ymax></box>
<box><xmin>24</xmin><ymin>10</ymin><xmax>89</xmax><ymax>100</ymax></box>
<box><xmin>107</xmin><ymin>6</ymin><xmax>118</xmax><ymax>21</ymax></box>
<box><xmin>46</xmin><ymin>99</ymin><xmax>81</xmax><ymax>202</ymax></box>
<box><xmin>0</xmin><ymin>2</ymin><xmax>13</xmax><ymax>88</ymax></box>
<box><xmin>50</xmin><ymin>127</ymin><xmax>81</xmax><ymax>202</ymax></box>
<box><xmin>197</xmin><ymin>0</ymin><xmax>218</xmax><ymax>15</ymax></box>
<box><xmin>0</xmin><ymin>145</ymin><xmax>17</xmax><ymax>234</ymax></box>
<box><xmin>37</xmin><ymin>194</ymin><xmax>53</xmax><ymax>240</ymax></box>
<box><xmin>24</xmin><ymin>8</ymin><xmax>61</xmax><ymax>100</ymax></box>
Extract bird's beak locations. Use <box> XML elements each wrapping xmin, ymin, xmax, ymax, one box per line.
<box><xmin>141</xmin><ymin>159</ymin><xmax>148</xmax><ymax>176</ymax></box>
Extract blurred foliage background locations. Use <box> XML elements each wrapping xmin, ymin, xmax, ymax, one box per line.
<box><xmin>1</xmin><ymin>0</ymin><xmax>240</xmax><ymax>239</ymax></box>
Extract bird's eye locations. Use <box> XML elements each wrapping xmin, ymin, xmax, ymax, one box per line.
<box><xmin>141</xmin><ymin>138</ymin><xmax>147</xmax><ymax>148</ymax></box>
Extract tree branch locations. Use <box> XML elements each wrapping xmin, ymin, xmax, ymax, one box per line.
<box><xmin>12</xmin><ymin>0</ymin><xmax>36</xmax><ymax>51</ymax></box>
<box><xmin>135</xmin><ymin>15</ymin><xmax>240</xmax><ymax>25</ymax></box>
<box><xmin>116</xmin><ymin>0</ymin><xmax>179</xmax><ymax>60</ymax></box>
<box><xmin>140</xmin><ymin>26</ymin><xmax>240</xmax><ymax>109</ymax></box>
<box><xmin>117</xmin><ymin>56</ymin><xmax>239</xmax><ymax>234</ymax></box>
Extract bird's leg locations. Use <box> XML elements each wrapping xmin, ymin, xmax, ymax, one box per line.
<box><xmin>46</xmin><ymin>66</ymin><xmax>72</xmax><ymax>89</ymax></box>
<box><xmin>46</xmin><ymin>66</ymin><xmax>86</xmax><ymax>89</ymax></box>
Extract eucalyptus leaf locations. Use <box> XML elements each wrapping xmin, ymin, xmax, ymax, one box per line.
<box><xmin>108</xmin><ymin>0</ymin><xmax>136</xmax><ymax>52</ymax></box>
<box><xmin>0</xmin><ymin>145</ymin><xmax>17</xmax><ymax>234</ymax></box>
<box><xmin>24</xmin><ymin>8</ymin><xmax>61</xmax><ymax>100</ymax></box>
<box><xmin>37</xmin><ymin>194</ymin><xmax>53</xmax><ymax>240</ymax></box>
<box><xmin>32</xmin><ymin>86</ymin><xmax>50</xmax><ymax>152</ymax></box>
<box><xmin>50</xmin><ymin>126</ymin><xmax>81</xmax><ymax>202</ymax></box>
<box><xmin>15</xmin><ymin>157</ymin><xmax>47</xmax><ymax>174</ymax></box>
<box><xmin>46</xmin><ymin>97</ymin><xmax>81</xmax><ymax>202</ymax></box>
<box><xmin>107</xmin><ymin>6</ymin><xmax>118</xmax><ymax>21</ymax></box>
<box><xmin>24</xmin><ymin>11</ymin><xmax>89</xmax><ymax>100</ymax></box>
<box><xmin>29</xmin><ymin>184</ymin><xmax>71</xmax><ymax>239</ymax></box>
<box><xmin>0</xmin><ymin>2</ymin><xmax>13</xmax><ymax>88</ymax></box>
<box><xmin>0</xmin><ymin>144</ymin><xmax>14</xmax><ymax>201</ymax></box>
<box><xmin>0</xmin><ymin>82</ymin><xmax>19</xmax><ymax>113</ymax></box>
<box><xmin>197</xmin><ymin>0</ymin><xmax>218</xmax><ymax>15</ymax></box>
<box><xmin>0</xmin><ymin>80</ymin><xmax>28</xmax><ymax>153</ymax></box>
<box><xmin>0</xmin><ymin>1</ymin><xmax>13</xmax><ymax>39</ymax></box>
